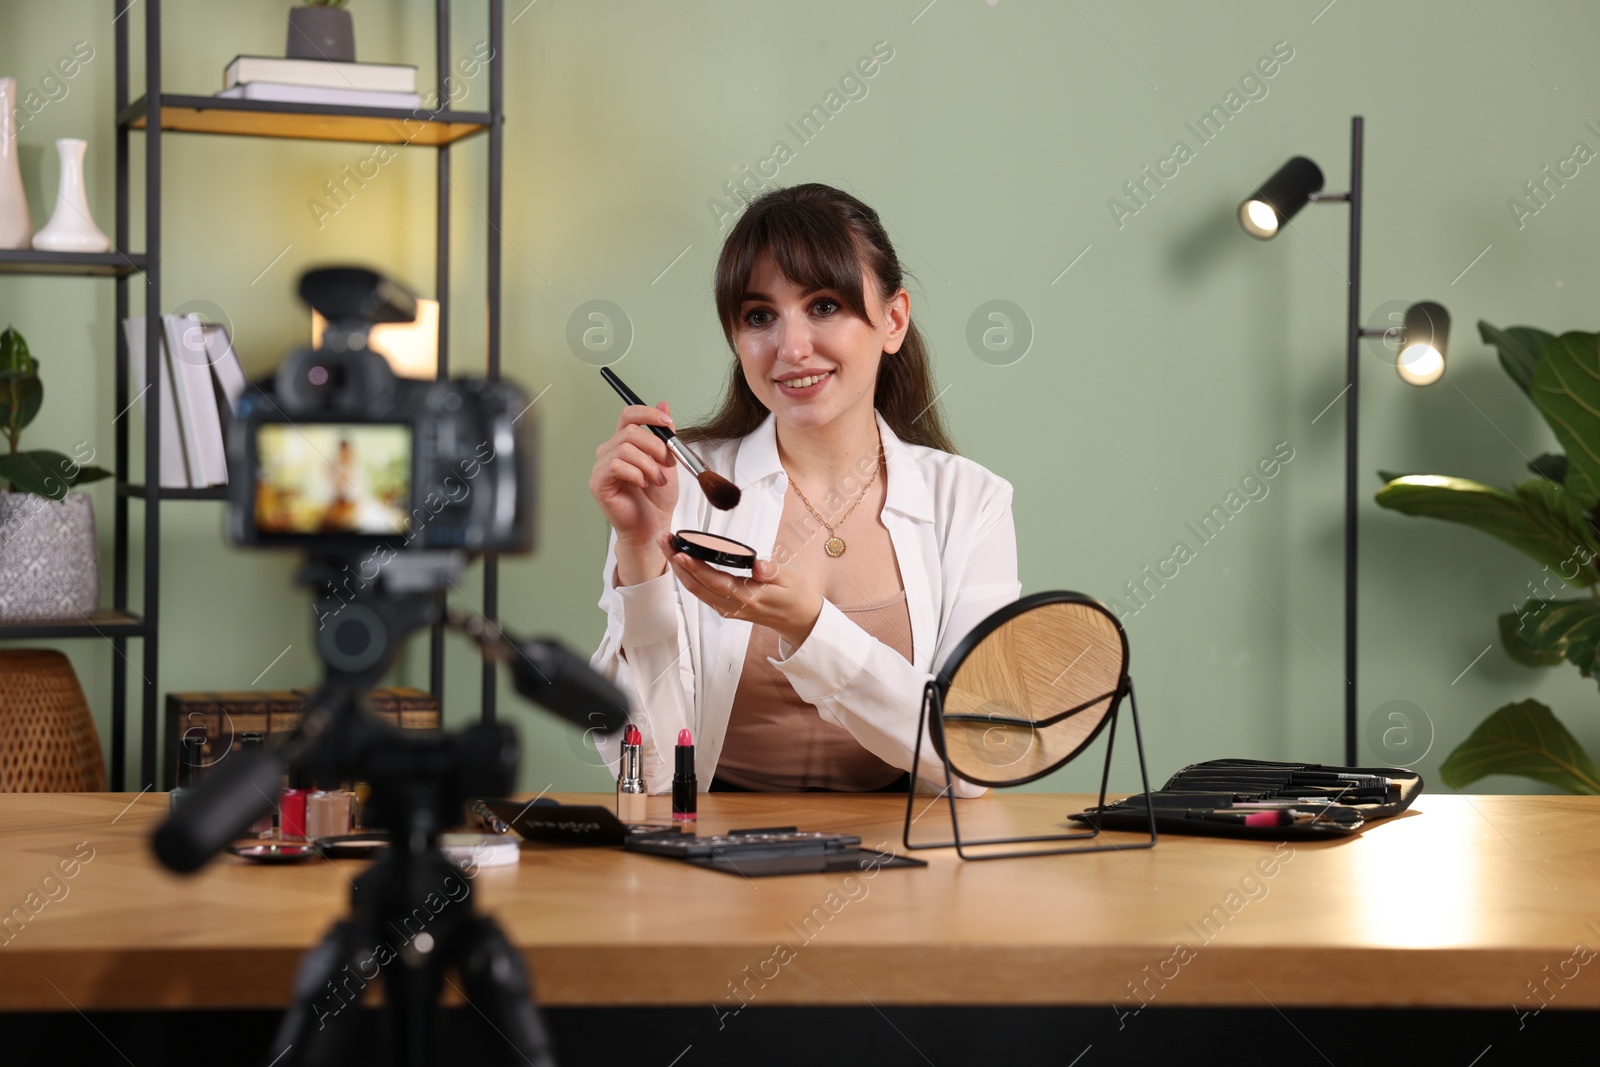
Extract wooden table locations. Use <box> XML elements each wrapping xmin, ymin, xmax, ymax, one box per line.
<box><xmin>2</xmin><ymin>790</ymin><xmax>1597</xmax><ymax>1014</ymax></box>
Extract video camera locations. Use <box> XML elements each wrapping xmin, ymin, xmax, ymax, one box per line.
<box><xmin>228</xmin><ymin>266</ymin><xmax>535</xmax><ymax>555</ymax></box>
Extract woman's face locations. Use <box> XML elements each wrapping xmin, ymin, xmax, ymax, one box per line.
<box><xmin>733</xmin><ymin>252</ymin><xmax>909</xmax><ymax>435</ymax></box>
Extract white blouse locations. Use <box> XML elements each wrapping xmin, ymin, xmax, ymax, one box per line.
<box><xmin>590</xmin><ymin>409</ymin><xmax>1021</xmax><ymax>797</ymax></box>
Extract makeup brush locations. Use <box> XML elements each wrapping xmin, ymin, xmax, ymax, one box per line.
<box><xmin>600</xmin><ymin>368</ymin><xmax>741</xmax><ymax>510</ymax></box>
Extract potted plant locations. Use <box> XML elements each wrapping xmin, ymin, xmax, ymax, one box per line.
<box><xmin>0</xmin><ymin>325</ymin><xmax>110</xmax><ymax>621</ymax></box>
<box><xmin>1376</xmin><ymin>324</ymin><xmax>1600</xmax><ymax>794</ymax></box>
<box><xmin>287</xmin><ymin>0</ymin><xmax>356</xmax><ymax>63</ymax></box>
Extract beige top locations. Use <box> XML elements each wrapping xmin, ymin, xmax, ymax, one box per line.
<box><xmin>715</xmin><ymin>589</ymin><xmax>912</xmax><ymax>791</ymax></box>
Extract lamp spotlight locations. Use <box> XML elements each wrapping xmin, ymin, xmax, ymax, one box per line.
<box><xmin>1396</xmin><ymin>301</ymin><xmax>1450</xmax><ymax>386</ymax></box>
<box><xmin>1238</xmin><ymin>156</ymin><xmax>1325</xmax><ymax>239</ymax></box>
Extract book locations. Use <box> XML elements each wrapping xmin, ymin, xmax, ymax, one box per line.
<box><xmin>201</xmin><ymin>323</ymin><xmax>248</xmax><ymax>424</ymax></box>
<box><xmin>123</xmin><ymin>317</ymin><xmax>191</xmax><ymax>488</ymax></box>
<box><xmin>216</xmin><ymin>82</ymin><xmax>423</xmax><ymax>109</ymax></box>
<box><xmin>224</xmin><ymin>55</ymin><xmax>416</xmax><ymax>94</ymax></box>
<box><xmin>162</xmin><ymin>314</ymin><xmax>228</xmax><ymax>487</ymax></box>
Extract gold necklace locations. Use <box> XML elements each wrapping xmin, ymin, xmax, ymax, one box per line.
<box><xmin>785</xmin><ymin>453</ymin><xmax>881</xmax><ymax>558</ymax></box>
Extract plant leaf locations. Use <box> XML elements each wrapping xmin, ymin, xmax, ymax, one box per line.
<box><xmin>0</xmin><ymin>450</ymin><xmax>97</xmax><ymax>499</ymax></box>
<box><xmin>1374</xmin><ymin>475</ymin><xmax>1600</xmax><ymax>584</ymax></box>
<box><xmin>1527</xmin><ymin>452</ymin><xmax>1568</xmax><ymax>484</ymax></box>
<box><xmin>0</xmin><ymin>325</ymin><xmax>37</xmax><ymax>378</ymax></box>
<box><xmin>1440</xmin><ymin>700</ymin><xmax>1600</xmax><ymax>794</ymax></box>
<box><xmin>1</xmin><ymin>376</ymin><xmax>42</xmax><ymax>436</ymax></box>
<box><xmin>1479</xmin><ymin>321</ymin><xmax>1555</xmax><ymax>398</ymax></box>
<box><xmin>1500</xmin><ymin>597</ymin><xmax>1600</xmax><ymax>674</ymax></box>
<box><xmin>1530</xmin><ymin>331</ymin><xmax>1600</xmax><ymax>510</ymax></box>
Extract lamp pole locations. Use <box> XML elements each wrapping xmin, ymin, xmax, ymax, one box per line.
<box><xmin>1310</xmin><ymin>115</ymin><xmax>1365</xmax><ymax>764</ymax></box>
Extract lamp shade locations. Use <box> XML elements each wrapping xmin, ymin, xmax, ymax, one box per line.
<box><xmin>312</xmin><ymin>298</ymin><xmax>439</xmax><ymax>380</ymax></box>
<box><xmin>1239</xmin><ymin>156</ymin><xmax>1325</xmax><ymax>239</ymax></box>
<box><xmin>1397</xmin><ymin>301</ymin><xmax>1450</xmax><ymax>386</ymax></box>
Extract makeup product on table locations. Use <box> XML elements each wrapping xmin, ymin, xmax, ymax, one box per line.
<box><xmin>616</xmin><ymin>724</ymin><xmax>648</xmax><ymax>823</ymax></box>
<box><xmin>475</xmin><ymin>798</ymin><xmax>682</xmax><ymax>846</ymax></box>
<box><xmin>438</xmin><ymin>833</ymin><xmax>520</xmax><ymax>869</ymax></box>
<box><xmin>673</xmin><ymin>728</ymin><xmax>697</xmax><ymax>824</ymax></box>
<box><xmin>624</xmin><ymin>827</ymin><xmax>928</xmax><ymax>877</ymax></box>
<box><xmin>228</xmin><ymin>842</ymin><xmax>318</xmax><ymax>865</ymax></box>
<box><xmin>306</xmin><ymin>788</ymin><xmax>354</xmax><ymax>840</ymax></box>
<box><xmin>169</xmin><ymin>734</ymin><xmax>207</xmax><ymax>814</ymax></box>
<box><xmin>669</xmin><ymin>530</ymin><xmax>756</xmax><ymax>572</ymax></box>
<box><xmin>1071</xmin><ymin>758</ymin><xmax>1423</xmax><ymax>839</ymax></box>
<box><xmin>472</xmin><ymin>798</ymin><xmax>512</xmax><ymax>835</ymax></box>
<box><xmin>279</xmin><ymin>773</ymin><xmax>311</xmax><ymax>842</ymax></box>
<box><xmin>599</xmin><ymin>367</ymin><xmax>741</xmax><ymax>510</ymax></box>
<box><xmin>240</xmin><ymin>733</ymin><xmax>275</xmax><ymax>837</ymax></box>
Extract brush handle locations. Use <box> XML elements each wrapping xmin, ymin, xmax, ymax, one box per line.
<box><xmin>599</xmin><ymin>367</ymin><xmax>706</xmax><ymax>476</ymax></box>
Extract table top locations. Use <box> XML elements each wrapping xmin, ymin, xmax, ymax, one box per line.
<box><xmin>2</xmin><ymin>790</ymin><xmax>1597</xmax><ymax>1012</ymax></box>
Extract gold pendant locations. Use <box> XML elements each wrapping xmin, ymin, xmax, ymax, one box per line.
<box><xmin>824</xmin><ymin>536</ymin><xmax>846</xmax><ymax>558</ymax></box>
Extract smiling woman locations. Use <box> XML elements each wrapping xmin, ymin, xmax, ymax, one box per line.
<box><xmin>588</xmin><ymin>183</ymin><xmax>1020</xmax><ymax>797</ymax></box>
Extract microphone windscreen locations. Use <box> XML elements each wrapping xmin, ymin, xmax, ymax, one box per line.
<box><xmin>152</xmin><ymin>747</ymin><xmax>285</xmax><ymax>874</ymax></box>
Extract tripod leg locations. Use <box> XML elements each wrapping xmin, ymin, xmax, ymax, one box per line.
<box><xmin>269</xmin><ymin>919</ymin><xmax>378</xmax><ymax>1067</ymax></box>
<box><xmin>454</xmin><ymin>916</ymin><xmax>559</xmax><ymax>1067</ymax></box>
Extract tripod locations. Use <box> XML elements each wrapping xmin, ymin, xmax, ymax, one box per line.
<box><xmin>154</xmin><ymin>552</ymin><xmax>627</xmax><ymax>1067</ymax></box>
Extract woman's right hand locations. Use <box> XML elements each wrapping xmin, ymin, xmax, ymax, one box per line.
<box><xmin>589</xmin><ymin>401</ymin><xmax>679</xmax><ymax>585</ymax></box>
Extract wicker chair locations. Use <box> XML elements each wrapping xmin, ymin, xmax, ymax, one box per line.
<box><xmin>0</xmin><ymin>649</ymin><xmax>107</xmax><ymax>791</ymax></box>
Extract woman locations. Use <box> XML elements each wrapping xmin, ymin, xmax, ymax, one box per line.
<box><xmin>589</xmin><ymin>183</ymin><xmax>1018</xmax><ymax>797</ymax></box>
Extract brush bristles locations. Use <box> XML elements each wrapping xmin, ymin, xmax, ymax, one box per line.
<box><xmin>698</xmin><ymin>470</ymin><xmax>742</xmax><ymax>511</ymax></box>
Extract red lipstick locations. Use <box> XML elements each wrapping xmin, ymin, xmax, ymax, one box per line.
<box><xmin>616</xmin><ymin>724</ymin><xmax>646</xmax><ymax>823</ymax></box>
<box><xmin>673</xmin><ymin>728</ymin><xmax>697</xmax><ymax>824</ymax></box>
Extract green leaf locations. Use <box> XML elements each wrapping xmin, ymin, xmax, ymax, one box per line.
<box><xmin>1374</xmin><ymin>475</ymin><xmax>1600</xmax><ymax>584</ymax></box>
<box><xmin>1530</xmin><ymin>331</ymin><xmax>1600</xmax><ymax>510</ymax></box>
<box><xmin>1499</xmin><ymin>609</ymin><xmax>1567</xmax><ymax>667</ymax></box>
<box><xmin>1500</xmin><ymin>597</ymin><xmax>1600</xmax><ymax>674</ymax></box>
<box><xmin>1479</xmin><ymin>321</ymin><xmax>1555</xmax><ymax>398</ymax></box>
<box><xmin>0</xmin><ymin>325</ymin><xmax>37</xmax><ymax>378</ymax></box>
<box><xmin>1</xmin><ymin>376</ymin><xmax>42</xmax><ymax>437</ymax></box>
<box><xmin>1440</xmin><ymin>700</ymin><xmax>1600</xmax><ymax>794</ymax></box>
<box><xmin>1377</xmin><ymin>469</ymin><xmax>1415</xmax><ymax>483</ymax></box>
<box><xmin>1527</xmin><ymin>452</ymin><xmax>1568</xmax><ymax>484</ymax></box>
<box><xmin>0</xmin><ymin>450</ymin><xmax>101</xmax><ymax>499</ymax></box>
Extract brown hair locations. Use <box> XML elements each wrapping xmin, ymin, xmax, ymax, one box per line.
<box><xmin>681</xmin><ymin>183</ymin><xmax>956</xmax><ymax>453</ymax></box>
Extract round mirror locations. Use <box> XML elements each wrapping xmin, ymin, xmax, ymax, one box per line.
<box><xmin>932</xmin><ymin>592</ymin><xmax>1127</xmax><ymax>788</ymax></box>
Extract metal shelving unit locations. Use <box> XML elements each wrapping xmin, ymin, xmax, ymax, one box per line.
<box><xmin>0</xmin><ymin>0</ymin><xmax>505</xmax><ymax>791</ymax></box>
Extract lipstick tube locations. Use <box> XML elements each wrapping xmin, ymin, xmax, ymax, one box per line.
<box><xmin>673</xmin><ymin>728</ymin><xmax>697</xmax><ymax>823</ymax></box>
<box><xmin>617</xmin><ymin>724</ymin><xmax>647</xmax><ymax>823</ymax></box>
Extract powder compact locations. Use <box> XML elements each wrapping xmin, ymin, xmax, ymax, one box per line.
<box><xmin>670</xmin><ymin>529</ymin><xmax>756</xmax><ymax>571</ymax></box>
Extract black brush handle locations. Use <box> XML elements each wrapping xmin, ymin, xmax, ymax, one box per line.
<box><xmin>600</xmin><ymin>368</ymin><xmax>674</xmax><ymax>446</ymax></box>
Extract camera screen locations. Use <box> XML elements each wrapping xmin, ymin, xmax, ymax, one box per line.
<box><xmin>255</xmin><ymin>424</ymin><xmax>411</xmax><ymax>536</ymax></box>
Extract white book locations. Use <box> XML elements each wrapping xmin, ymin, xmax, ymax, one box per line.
<box><xmin>224</xmin><ymin>55</ymin><xmax>416</xmax><ymax>94</ymax></box>
<box><xmin>202</xmin><ymin>324</ymin><xmax>248</xmax><ymax>414</ymax></box>
<box><xmin>123</xmin><ymin>317</ymin><xmax>192</xmax><ymax>488</ymax></box>
<box><xmin>216</xmin><ymin>82</ymin><xmax>423</xmax><ymax>109</ymax></box>
<box><xmin>162</xmin><ymin>315</ymin><xmax>228</xmax><ymax>488</ymax></box>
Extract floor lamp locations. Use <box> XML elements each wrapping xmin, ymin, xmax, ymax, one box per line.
<box><xmin>1237</xmin><ymin>115</ymin><xmax>1452</xmax><ymax>764</ymax></box>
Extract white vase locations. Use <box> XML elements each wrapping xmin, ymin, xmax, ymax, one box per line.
<box><xmin>32</xmin><ymin>138</ymin><xmax>110</xmax><ymax>253</ymax></box>
<box><xmin>0</xmin><ymin>77</ymin><xmax>32</xmax><ymax>250</ymax></box>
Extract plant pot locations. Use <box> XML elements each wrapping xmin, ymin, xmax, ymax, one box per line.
<box><xmin>0</xmin><ymin>491</ymin><xmax>100</xmax><ymax>622</ymax></box>
<box><xmin>286</xmin><ymin>7</ymin><xmax>356</xmax><ymax>63</ymax></box>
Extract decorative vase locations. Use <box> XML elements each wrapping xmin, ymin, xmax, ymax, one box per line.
<box><xmin>0</xmin><ymin>76</ymin><xmax>32</xmax><ymax>250</ymax></box>
<box><xmin>286</xmin><ymin>7</ymin><xmax>357</xmax><ymax>63</ymax></box>
<box><xmin>31</xmin><ymin>138</ymin><xmax>110</xmax><ymax>253</ymax></box>
<box><xmin>0</xmin><ymin>491</ymin><xmax>101</xmax><ymax>622</ymax></box>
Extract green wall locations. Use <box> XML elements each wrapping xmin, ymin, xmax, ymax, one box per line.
<box><xmin>3</xmin><ymin>0</ymin><xmax>1597</xmax><ymax>796</ymax></box>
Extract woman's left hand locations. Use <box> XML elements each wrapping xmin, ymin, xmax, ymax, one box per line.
<box><xmin>659</xmin><ymin>532</ymin><xmax>823</xmax><ymax>649</ymax></box>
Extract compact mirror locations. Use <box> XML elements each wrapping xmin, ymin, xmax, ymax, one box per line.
<box><xmin>904</xmin><ymin>591</ymin><xmax>1157</xmax><ymax>860</ymax></box>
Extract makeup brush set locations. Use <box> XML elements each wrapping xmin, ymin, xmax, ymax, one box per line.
<box><xmin>1070</xmin><ymin>758</ymin><xmax>1423</xmax><ymax>839</ymax></box>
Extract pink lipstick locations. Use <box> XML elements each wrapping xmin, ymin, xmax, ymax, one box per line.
<box><xmin>673</xmin><ymin>728</ymin><xmax>697</xmax><ymax>824</ymax></box>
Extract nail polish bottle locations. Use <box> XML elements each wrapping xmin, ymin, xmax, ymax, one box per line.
<box><xmin>279</xmin><ymin>770</ymin><xmax>311</xmax><ymax>842</ymax></box>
